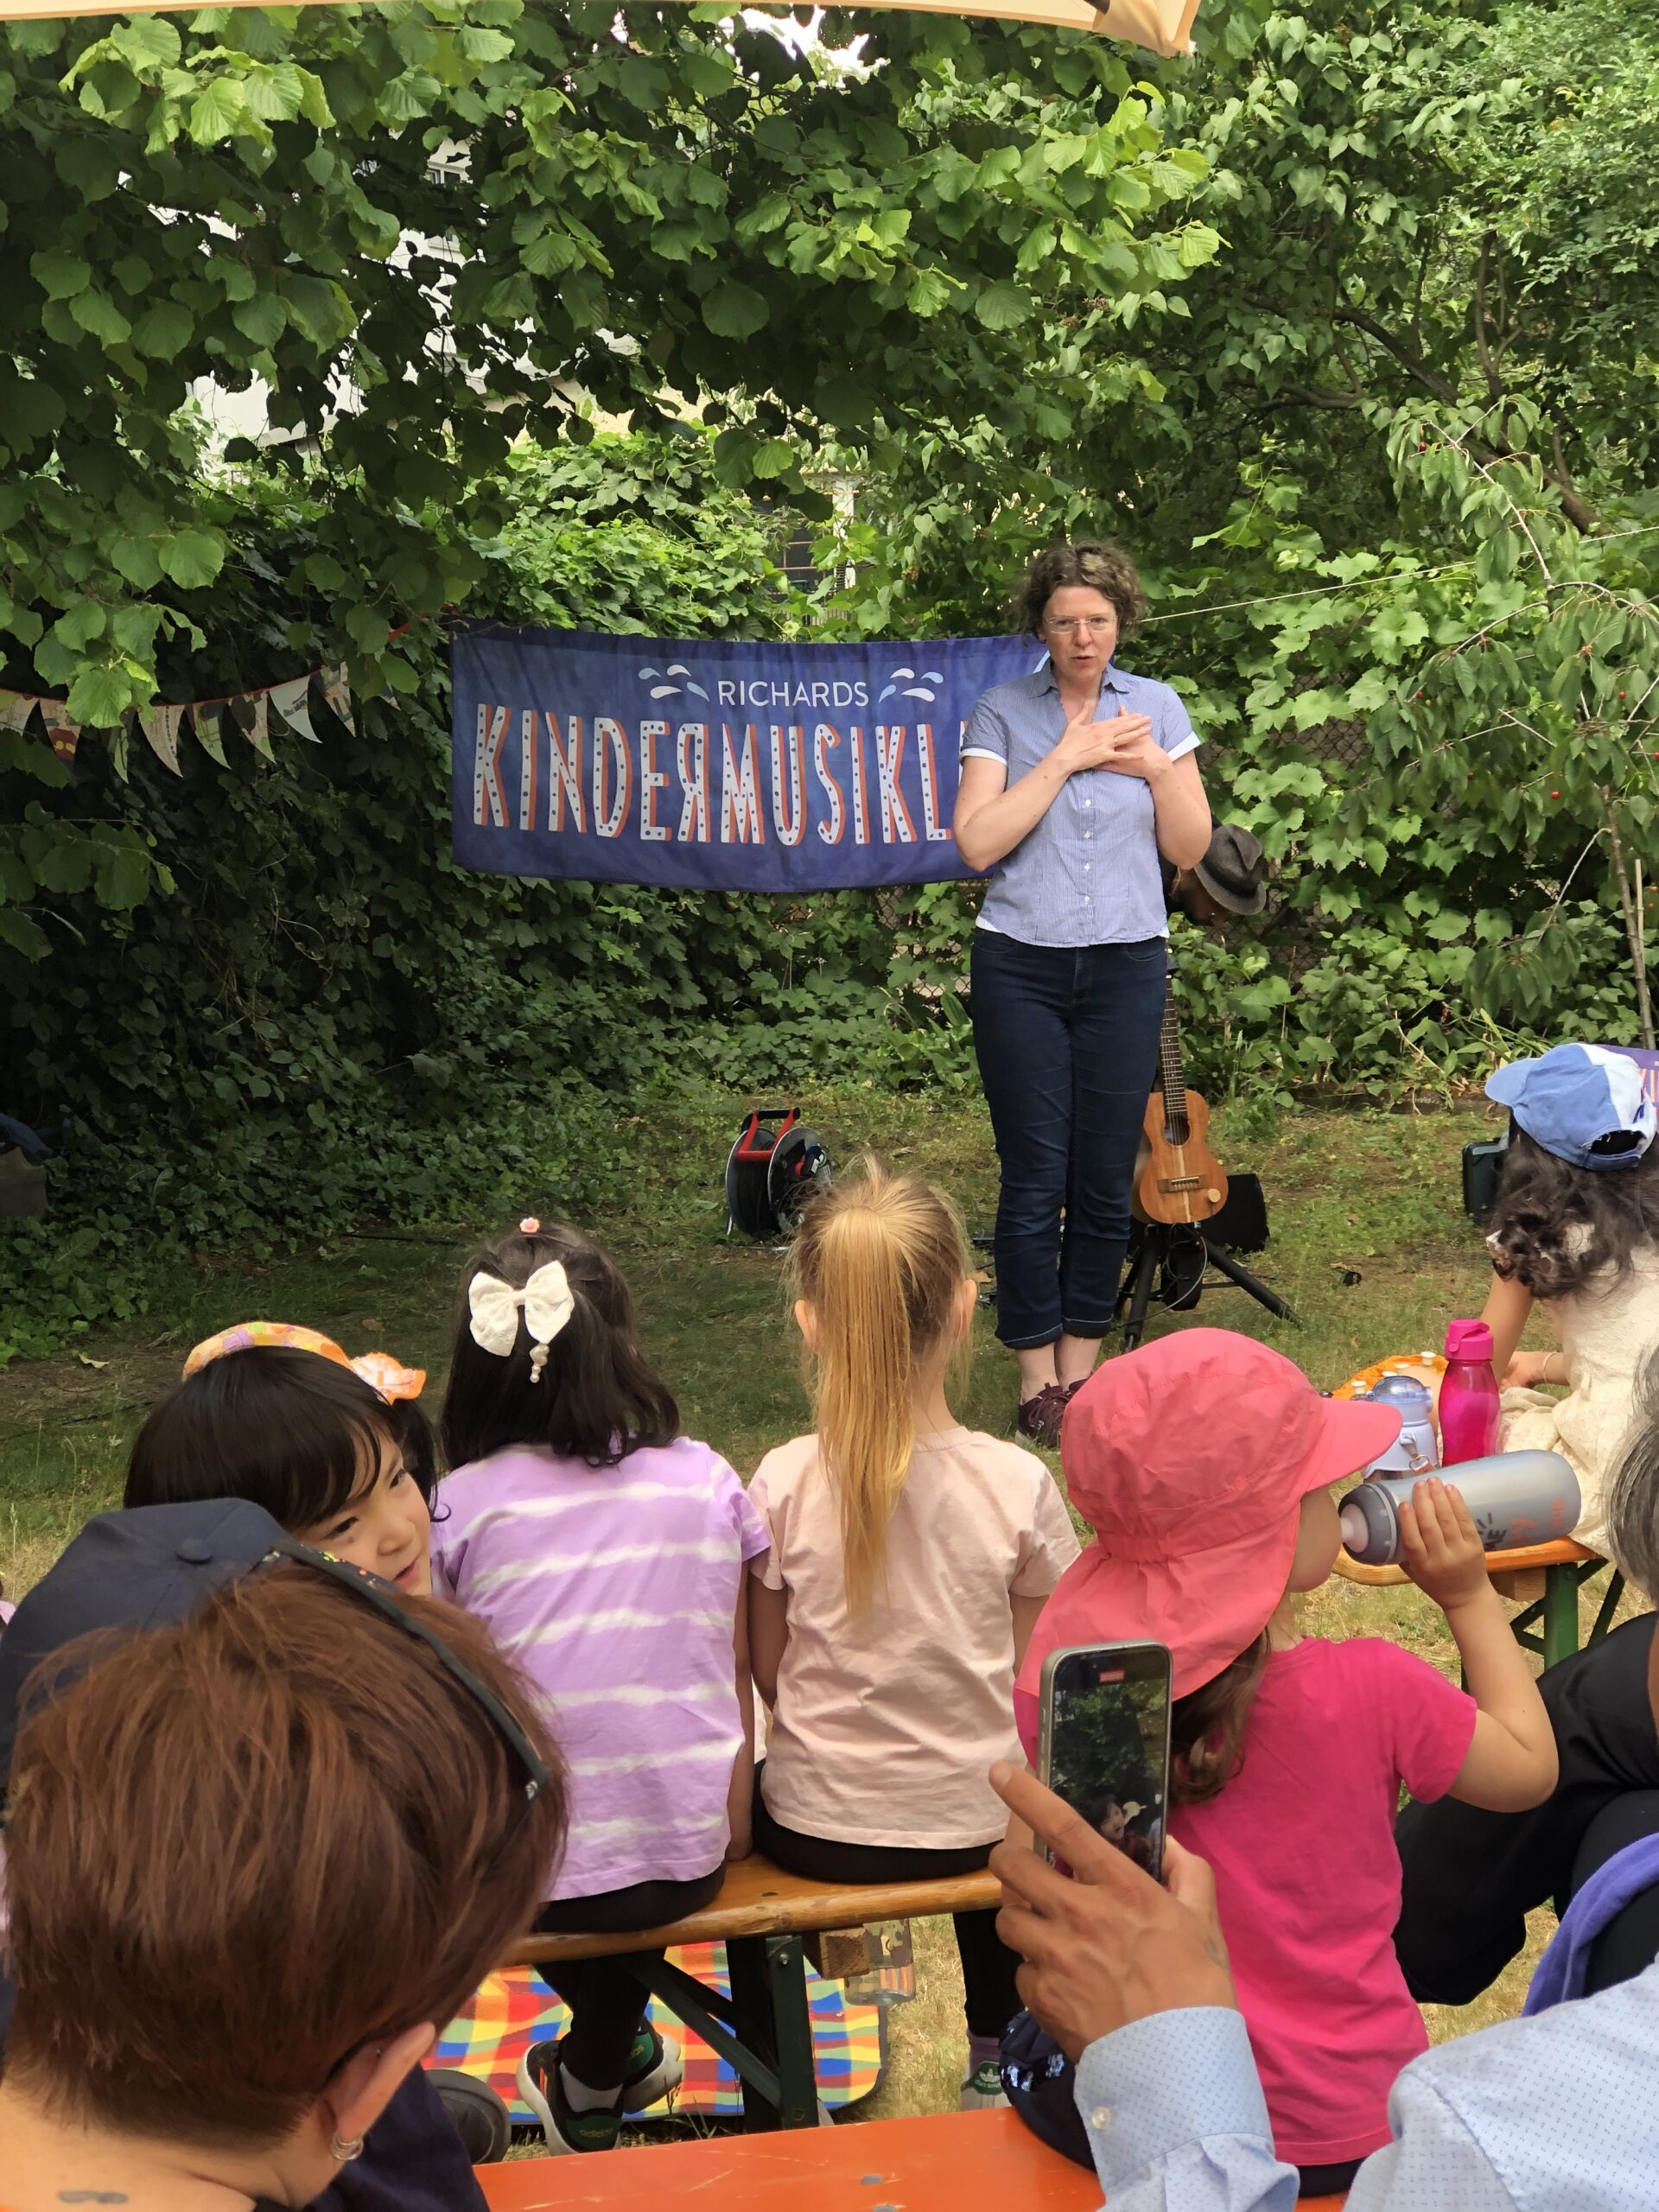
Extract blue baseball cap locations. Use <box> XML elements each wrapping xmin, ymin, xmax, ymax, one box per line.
<box><xmin>0</xmin><ymin>1498</ymin><xmax>285</xmax><ymax>1787</ymax></box>
<box><xmin>1486</xmin><ymin>1044</ymin><xmax>1656</xmax><ymax>1172</ymax></box>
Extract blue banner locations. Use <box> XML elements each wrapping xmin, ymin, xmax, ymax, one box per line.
<box><xmin>449</xmin><ymin>626</ymin><xmax>1044</xmax><ymax>890</ymax></box>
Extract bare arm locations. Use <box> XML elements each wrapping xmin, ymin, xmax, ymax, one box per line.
<box><xmin>747</xmin><ymin>1569</ymin><xmax>789</xmax><ymax>1711</ymax></box>
<box><xmin>1481</xmin><ymin>1269</ymin><xmax>1537</xmax><ymax>1388</ymax></box>
<box><xmin>1012</xmin><ymin>1592</ymin><xmax>1047</xmax><ymax>1675</ymax></box>
<box><xmin>726</xmin><ymin>1585</ymin><xmax>756</xmax><ymax>1859</ymax></box>
<box><xmin>1401</xmin><ymin>1478</ymin><xmax>1557</xmax><ymax>1812</ymax></box>
<box><xmin>1146</xmin><ymin>749</ymin><xmax>1211</xmax><ymax>872</ymax></box>
<box><xmin>953</xmin><ymin>709</ymin><xmax>1154</xmax><ymax>873</ymax></box>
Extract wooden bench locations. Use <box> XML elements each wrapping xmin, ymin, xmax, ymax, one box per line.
<box><xmin>503</xmin><ymin>1853</ymin><xmax>1001</xmax><ymax>2131</ymax></box>
<box><xmin>1336</xmin><ymin>1535</ymin><xmax>1624</xmax><ymax>1667</ymax></box>
<box><xmin>474</xmin><ymin>2106</ymin><xmax>1347</xmax><ymax>2209</ymax></box>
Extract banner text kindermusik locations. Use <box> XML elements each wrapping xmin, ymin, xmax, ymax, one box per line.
<box><xmin>450</xmin><ymin>626</ymin><xmax>1041</xmax><ymax>891</ymax></box>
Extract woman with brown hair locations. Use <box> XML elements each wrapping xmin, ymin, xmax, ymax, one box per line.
<box><xmin>0</xmin><ymin>1555</ymin><xmax>563</xmax><ymax>2212</ymax></box>
<box><xmin>953</xmin><ymin>540</ymin><xmax>1212</xmax><ymax>1442</ymax></box>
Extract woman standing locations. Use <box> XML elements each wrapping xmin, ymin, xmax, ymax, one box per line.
<box><xmin>954</xmin><ymin>542</ymin><xmax>1211</xmax><ymax>1442</ymax></box>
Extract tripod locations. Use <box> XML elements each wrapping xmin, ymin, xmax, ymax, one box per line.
<box><xmin>1116</xmin><ymin>1215</ymin><xmax>1298</xmax><ymax>1353</ymax></box>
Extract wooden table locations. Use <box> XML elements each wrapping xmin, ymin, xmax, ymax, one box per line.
<box><xmin>474</xmin><ymin>2105</ymin><xmax>1351</xmax><ymax>2211</ymax></box>
<box><xmin>1336</xmin><ymin>1535</ymin><xmax>1624</xmax><ymax>1667</ymax></box>
<box><xmin>504</xmin><ymin>1853</ymin><xmax>1001</xmax><ymax>2133</ymax></box>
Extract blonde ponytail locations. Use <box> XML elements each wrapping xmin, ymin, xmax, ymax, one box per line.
<box><xmin>790</xmin><ymin>1160</ymin><xmax>969</xmax><ymax>1616</ymax></box>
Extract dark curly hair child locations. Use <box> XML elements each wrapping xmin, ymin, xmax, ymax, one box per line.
<box><xmin>1474</xmin><ymin>1044</ymin><xmax>1659</xmax><ymax>1560</ymax></box>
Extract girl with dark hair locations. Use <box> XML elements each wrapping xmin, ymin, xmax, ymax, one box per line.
<box><xmin>126</xmin><ymin>1331</ymin><xmax>435</xmax><ymax>1592</ymax></box>
<box><xmin>1474</xmin><ymin>1044</ymin><xmax>1659</xmax><ymax>1556</ymax></box>
<box><xmin>1011</xmin><ymin>1329</ymin><xmax>1555</xmax><ymax>2195</ymax></box>
<box><xmin>435</xmin><ymin>1217</ymin><xmax>768</xmax><ymax>2156</ymax></box>
<box><xmin>953</xmin><ymin>539</ymin><xmax>1213</xmax><ymax>1441</ymax></box>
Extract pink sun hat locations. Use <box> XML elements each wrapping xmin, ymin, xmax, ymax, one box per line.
<box><xmin>1018</xmin><ymin>1328</ymin><xmax>1401</xmax><ymax>1701</ymax></box>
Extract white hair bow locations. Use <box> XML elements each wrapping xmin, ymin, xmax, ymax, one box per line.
<box><xmin>467</xmin><ymin>1262</ymin><xmax>575</xmax><ymax>1384</ymax></box>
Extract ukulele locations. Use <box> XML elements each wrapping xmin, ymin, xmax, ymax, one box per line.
<box><xmin>1134</xmin><ymin>995</ymin><xmax>1229</xmax><ymax>1226</ymax></box>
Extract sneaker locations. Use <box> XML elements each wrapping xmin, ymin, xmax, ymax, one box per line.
<box><xmin>1015</xmin><ymin>1381</ymin><xmax>1076</xmax><ymax>1448</ymax></box>
<box><xmin>516</xmin><ymin>2040</ymin><xmax>621</xmax><ymax>2155</ymax></box>
<box><xmin>620</xmin><ymin>2023</ymin><xmax>683</xmax><ymax>2113</ymax></box>
<box><xmin>961</xmin><ymin>2059</ymin><xmax>1009</xmax><ymax>2111</ymax></box>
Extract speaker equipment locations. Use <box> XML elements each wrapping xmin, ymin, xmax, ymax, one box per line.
<box><xmin>724</xmin><ymin>1108</ymin><xmax>832</xmax><ymax>1239</ymax></box>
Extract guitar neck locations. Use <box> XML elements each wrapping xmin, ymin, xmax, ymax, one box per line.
<box><xmin>1158</xmin><ymin>1000</ymin><xmax>1188</xmax><ymax>1131</ymax></box>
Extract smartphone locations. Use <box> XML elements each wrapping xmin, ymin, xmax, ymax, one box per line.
<box><xmin>1037</xmin><ymin>1641</ymin><xmax>1173</xmax><ymax>1881</ymax></box>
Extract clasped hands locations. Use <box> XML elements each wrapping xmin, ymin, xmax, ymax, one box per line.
<box><xmin>988</xmin><ymin>1764</ymin><xmax>1238</xmax><ymax>2064</ymax></box>
<box><xmin>1053</xmin><ymin>705</ymin><xmax>1163</xmax><ymax>781</ymax></box>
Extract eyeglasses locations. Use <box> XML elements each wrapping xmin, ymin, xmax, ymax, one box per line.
<box><xmin>262</xmin><ymin>1538</ymin><xmax>550</xmax><ymax>1808</ymax></box>
<box><xmin>1046</xmin><ymin>616</ymin><xmax>1116</xmax><ymax>636</ymax></box>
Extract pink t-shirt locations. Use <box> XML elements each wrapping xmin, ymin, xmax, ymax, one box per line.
<box><xmin>432</xmin><ymin>1437</ymin><xmax>768</xmax><ymax>1901</ymax></box>
<box><xmin>1173</xmin><ymin>1637</ymin><xmax>1477</xmax><ymax>2167</ymax></box>
<box><xmin>750</xmin><ymin>1426</ymin><xmax>1079</xmax><ymax>1849</ymax></box>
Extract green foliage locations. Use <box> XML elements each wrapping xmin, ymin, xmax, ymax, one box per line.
<box><xmin>1</xmin><ymin>0</ymin><xmax>1220</xmax><ymax>951</ymax></box>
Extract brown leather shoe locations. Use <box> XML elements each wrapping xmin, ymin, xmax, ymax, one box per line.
<box><xmin>1015</xmin><ymin>1381</ymin><xmax>1071</xmax><ymax>1447</ymax></box>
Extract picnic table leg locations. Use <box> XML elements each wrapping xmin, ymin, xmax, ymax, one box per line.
<box><xmin>726</xmin><ymin>1932</ymin><xmax>819</xmax><ymax>2132</ymax></box>
<box><xmin>1541</xmin><ymin>1562</ymin><xmax>1580</xmax><ymax>1669</ymax></box>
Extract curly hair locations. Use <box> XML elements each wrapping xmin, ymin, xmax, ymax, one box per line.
<box><xmin>1013</xmin><ymin>541</ymin><xmax>1147</xmax><ymax>641</ymax></box>
<box><xmin>1606</xmin><ymin>1349</ymin><xmax>1659</xmax><ymax>1599</ymax></box>
<box><xmin>1486</xmin><ymin>1128</ymin><xmax>1659</xmax><ymax>1303</ymax></box>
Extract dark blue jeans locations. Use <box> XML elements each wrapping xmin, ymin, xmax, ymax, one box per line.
<box><xmin>969</xmin><ymin>930</ymin><xmax>1167</xmax><ymax>1350</ymax></box>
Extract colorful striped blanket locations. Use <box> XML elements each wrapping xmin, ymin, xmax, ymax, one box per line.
<box><xmin>429</xmin><ymin>1944</ymin><xmax>887</xmax><ymax>2120</ymax></box>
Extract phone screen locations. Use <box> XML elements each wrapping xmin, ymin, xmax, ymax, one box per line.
<box><xmin>1039</xmin><ymin>1642</ymin><xmax>1173</xmax><ymax>1881</ymax></box>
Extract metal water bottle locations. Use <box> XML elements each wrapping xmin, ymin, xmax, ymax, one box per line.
<box><xmin>1339</xmin><ymin>1450</ymin><xmax>1580</xmax><ymax>1567</ymax></box>
<box><xmin>1363</xmin><ymin>1373</ymin><xmax>1439</xmax><ymax>1476</ymax></box>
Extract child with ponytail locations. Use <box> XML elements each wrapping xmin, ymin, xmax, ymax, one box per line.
<box><xmin>747</xmin><ymin>1161</ymin><xmax>1079</xmax><ymax>2110</ymax></box>
<box><xmin>434</xmin><ymin>1218</ymin><xmax>767</xmax><ymax>2158</ymax></box>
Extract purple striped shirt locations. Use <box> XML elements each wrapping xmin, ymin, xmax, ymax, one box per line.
<box><xmin>432</xmin><ymin>1437</ymin><xmax>767</xmax><ymax>1900</ymax></box>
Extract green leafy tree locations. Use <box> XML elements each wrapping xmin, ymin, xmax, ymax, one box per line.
<box><xmin>1</xmin><ymin>0</ymin><xmax>1221</xmax><ymax>953</ymax></box>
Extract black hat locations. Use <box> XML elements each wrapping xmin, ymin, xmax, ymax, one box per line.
<box><xmin>0</xmin><ymin>1498</ymin><xmax>285</xmax><ymax>1786</ymax></box>
<box><xmin>1192</xmin><ymin>823</ymin><xmax>1268</xmax><ymax>915</ymax></box>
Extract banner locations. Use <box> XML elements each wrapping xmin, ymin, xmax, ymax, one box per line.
<box><xmin>450</xmin><ymin>626</ymin><xmax>1046</xmax><ymax>892</ymax></box>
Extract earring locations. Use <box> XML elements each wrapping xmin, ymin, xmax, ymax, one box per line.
<box><xmin>330</xmin><ymin>2132</ymin><xmax>365</xmax><ymax>2164</ymax></box>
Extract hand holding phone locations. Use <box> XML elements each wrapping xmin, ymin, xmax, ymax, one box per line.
<box><xmin>1036</xmin><ymin>1641</ymin><xmax>1173</xmax><ymax>1881</ymax></box>
<box><xmin>988</xmin><ymin>1764</ymin><xmax>1236</xmax><ymax>2060</ymax></box>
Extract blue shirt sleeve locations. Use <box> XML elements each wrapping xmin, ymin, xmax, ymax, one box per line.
<box><xmin>1344</xmin><ymin>2065</ymin><xmax>1515</xmax><ymax>2211</ymax></box>
<box><xmin>1074</xmin><ymin>2012</ymin><xmax>1299</xmax><ymax>2212</ymax></box>
<box><xmin>1156</xmin><ymin>683</ymin><xmax>1198</xmax><ymax>763</ymax></box>
<box><xmin>962</xmin><ymin>690</ymin><xmax>1011</xmax><ymax>764</ymax></box>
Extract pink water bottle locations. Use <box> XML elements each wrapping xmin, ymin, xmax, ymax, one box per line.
<box><xmin>1440</xmin><ymin>1319</ymin><xmax>1502</xmax><ymax>1465</ymax></box>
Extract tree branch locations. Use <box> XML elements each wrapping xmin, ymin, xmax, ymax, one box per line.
<box><xmin>1473</xmin><ymin>232</ymin><xmax>1501</xmax><ymax>404</ymax></box>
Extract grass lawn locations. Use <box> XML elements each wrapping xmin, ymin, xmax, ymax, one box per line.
<box><xmin>0</xmin><ymin>1086</ymin><xmax>1616</xmax><ymax>2125</ymax></box>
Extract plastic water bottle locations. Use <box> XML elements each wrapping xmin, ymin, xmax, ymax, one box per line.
<box><xmin>1340</xmin><ymin>1450</ymin><xmax>1580</xmax><ymax>1567</ymax></box>
<box><xmin>1440</xmin><ymin>1319</ymin><xmax>1502</xmax><ymax>1465</ymax></box>
<box><xmin>1363</xmin><ymin>1373</ymin><xmax>1439</xmax><ymax>1476</ymax></box>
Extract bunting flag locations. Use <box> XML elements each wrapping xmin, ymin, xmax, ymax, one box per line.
<box><xmin>238</xmin><ymin>690</ymin><xmax>276</xmax><ymax>763</ymax></box>
<box><xmin>142</xmin><ymin>702</ymin><xmax>187</xmax><ymax>776</ymax></box>
<box><xmin>320</xmin><ymin>664</ymin><xmax>357</xmax><ymax>735</ymax></box>
<box><xmin>0</xmin><ymin>660</ymin><xmax>353</xmax><ymax>770</ymax></box>
<box><xmin>193</xmin><ymin>701</ymin><xmax>231</xmax><ymax>767</ymax></box>
<box><xmin>270</xmin><ymin>675</ymin><xmax>321</xmax><ymax>744</ymax></box>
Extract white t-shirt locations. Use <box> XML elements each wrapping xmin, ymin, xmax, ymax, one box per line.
<box><xmin>748</xmin><ymin>1425</ymin><xmax>1080</xmax><ymax>1848</ymax></box>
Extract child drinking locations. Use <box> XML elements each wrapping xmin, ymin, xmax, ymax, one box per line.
<box><xmin>747</xmin><ymin>1161</ymin><xmax>1080</xmax><ymax>2110</ymax></box>
<box><xmin>1476</xmin><ymin>1045</ymin><xmax>1659</xmax><ymax>1559</ymax></box>
<box><xmin>126</xmin><ymin>1321</ymin><xmax>435</xmax><ymax>1592</ymax></box>
<box><xmin>433</xmin><ymin>1217</ymin><xmax>766</xmax><ymax>2155</ymax></box>
<box><xmin>1017</xmin><ymin>1327</ymin><xmax>1556</xmax><ymax>2194</ymax></box>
